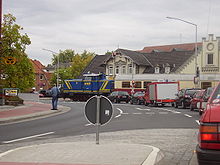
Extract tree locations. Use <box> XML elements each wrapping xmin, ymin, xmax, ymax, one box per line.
<box><xmin>50</xmin><ymin>50</ymin><xmax>95</xmax><ymax>85</ymax></box>
<box><xmin>52</xmin><ymin>49</ymin><xmax>75</xmax><ymax>65</ymax></box>
<box><xmin>69</xmin><ymin>50</ymin><xmax>94</xmax><ymax>78</ymax></box>
<box><xmin>0</xmin><ymin>14</ymin><xmax>34</xmax><ymax>91</ymax></box>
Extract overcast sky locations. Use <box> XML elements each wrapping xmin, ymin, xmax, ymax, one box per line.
<box><xmin>4</xmin><ymin>0</ymin><xmax>220</xmax><ymax>65</ymax></box>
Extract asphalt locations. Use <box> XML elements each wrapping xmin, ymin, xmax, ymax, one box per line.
<box><xmin>0</xmin><ymin>99</ymin><xmax>163</xmax><ymax>165</ymax></box>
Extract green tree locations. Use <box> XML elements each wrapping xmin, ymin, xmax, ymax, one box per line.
<box><xmin>0</xmin><ymin>14</ymin><xmax>34</xmax><ymax>91</ymax></box>
<box><xmin>52</xmin><ymin>49</ymin><xmax>75</xmax><ymax>65</ymax></box>
<box><xmin>69</xmin><ymin>50</ymin><xmax>94</xmax><ymax>78</ymax></box>
<box><xmin>50</xmin><ymin>50</ymin><xmax>94</xmax><ymax>84</ymax></box>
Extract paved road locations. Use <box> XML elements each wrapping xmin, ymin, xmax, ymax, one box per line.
<box><xmin>0</xmin><ymin>100</ymin><xmax>200</xmax><ymax>142</ymax></box>
<box><xmin>0</xmin><ymin>94</ymin><xmax>200</xmax><ymax>164</ymax></box>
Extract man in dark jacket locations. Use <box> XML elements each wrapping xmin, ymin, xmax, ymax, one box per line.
<box><xmin>51</xmin><ymin>84</ymin><xmax>59</xmax><ymax>110</ymax></box>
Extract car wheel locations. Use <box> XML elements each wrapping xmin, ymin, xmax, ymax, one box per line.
<box><xmin>199</xmin><ymin>110</ymin><xmax>203</xmax><ymax>116</ymax></box>
<box><xmin>130</xmin><ymin>100</ymin><xmax>133</xmax><ymax>104</ymax></box>
<box><xmin>182</xmin><ymin>101</ymin><xmax>186</xmax><ymax>109</ymax></box>
<box><xmin>190</xmin><ymin>104</ymin><xmax>194</xmax><ymax>111</ymax></box>
<box><xmin>144</xmin><ymin>101</ymin><xmax>148</xmax><ymax>106</ymax></box>
<box><xmin>174</xmin><ymin>102</ymin><xmax>178</xmax><ymax>108</ymax></box>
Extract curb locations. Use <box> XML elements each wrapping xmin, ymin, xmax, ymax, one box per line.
<box><xmin>142</xmin><ymin>145</ymin><xmax>164</xmax><ymax>165</ymax></box>
<box><xmin>0</xmin><ymin>105</ymin><xmax>71</xmax><ymax>125</ymax></box>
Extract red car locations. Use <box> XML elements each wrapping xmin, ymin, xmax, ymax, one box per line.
<box><xmin>198</xmin><ymin>87</ymin><xmax>214</xmax><ymax>115</ymax></box>
<box><xmin>190</xmin><ymin>90</ymin><xmax>205</xmax><ymax>111</ymax></box>
<box><xmin>196</xmin><ymin>83</ymin><xmax>219</xmax><ymax>165</ymax></box>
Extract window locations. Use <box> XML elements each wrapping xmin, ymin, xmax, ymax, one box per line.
<box><xmin>144</xmin><ymin>81</ymin><xmax>151</xmax><ymax>88</ymax></box>
<box><xmin>128</xmin><ymin>64</ymin><xmax>133</xmax><ymax>74</ymax></box>
<box><xmin>201</xmin><ymin>82</ymin><xmax>212</xmax><ymax>89</ymax></box>
<box><xmin>207</xmin><ymin>54</ymin><xmax>213</xmax><ymax>65</ymax></box>
<box><xmin>108</xmin><ymin>65</ymin><xmax>113</xmax><ymax>75</ymax></box>
<box><xmin>40</xmin><ymin>74</ymin><xmax>44</xmax><ymax>80</ymax></box>
<box><xmin>165</xmin><ymin>66</ymin><xmax>170</xmax><ymax>74</ymax></box>
<box><xmin>122</xmin><ymin>65</ymin><xmax>126</xmax><ymax>74</ymax></box>
<box><xmin>116</xmin><ymin>66</ymin><xmax>119</xmax><ymax>74</ymax></box>
<box><xmin>135</xmin><ymin>65</ymin><xmax>139</xmax><ymax>74</ymax></box>
<box><xmin>135</xmin><ymin>81</ymin><xmax>141</xmax><ymax>88</ymax></box>
<box><xmin>122</xmin><ymin>81</ymin><xmax>130</xmax><ymax>88</ymax></box>
<box><xmin>155</xmin><ymin>67</ymin><xmax>160</xmax><ymax>74</ymax></box>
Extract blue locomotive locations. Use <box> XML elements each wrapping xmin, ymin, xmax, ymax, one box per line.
<box><xmin>62</xmin><ymin>73</ymin><xmax>114</xmax><ymax>101</ymax></box>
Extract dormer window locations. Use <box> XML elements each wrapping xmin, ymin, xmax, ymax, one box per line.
<box><xmin>155</xmin><ymin>67</ymin><xmax>160</xmax><ymax>74</ymax></box>
<box><xmin>165</xmin><ymin>66</ymin><xmax>170</xmax><ymax>74</ymax></box>
<box><xmin>108</xmin><ymin>65</ymin><xmax>113</xmax><ymax>75</ymax></box>
<box><xmin>115</xmin><ymin>65</ymin><xmax>119</xmax><ymax>75</ymax></box>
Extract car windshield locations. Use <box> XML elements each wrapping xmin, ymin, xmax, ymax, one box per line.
<box><xmin>134</xmin><ymin>92</ymin><xmax>144</xmax><ymax>96</ymax></box>
<box><xmin>210</xmin><ymin>86</ymin><xmax>220</xmax><ymax>103</ymax></box>
<box><xmin>185</xmin><ymin>90</ymin><xmax>199</xmax><ymax>96</ymax></box>
<box><xmin>118</xmin><ymin>91</ymin><xmax>128</xmax><ymax>95</ymax></box>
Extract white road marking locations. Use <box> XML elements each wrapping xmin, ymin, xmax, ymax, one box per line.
<box><xmin>133</xmin><ymin>113</ymin><xmax>142</xmax><ymax>115</ymax></box>
<box><xmin>196</xmin><ymin>120</ymin><xmax>200</xmax><ymax>125</ymax></box>
<box><xmin>159</xmin><ymin>112</ymin><xmax>169</xmax><ymax>114</ymax></box>
<box><xmin>136</xmin><ymin>108</ymin><xmax>150</xmax><ymax>111</ymax></box>
<box><xmin>145</xmin><ymin>112</ymin><xmax>155</xmax><ymax>115</ymax></box>
<box><xmin>2</xmin><ymin>132</ymin><xmax>55</xmax><ymax>144</ymax></box>
<box><xmin>157</xmin><ymin>108</ymin><xmax>181</xmax><ymax>114</ymax></box>
<box><xmin>85</xmin><ymin>123</ymin><xmax>93</xmax><ymax>126</ymax></box>
<box><xmin>115</xmin><ymin>108</ymin><xmax>125</xmax><ymax>118</ymax></box>
<box><xmin>184</xmin><ymin>114</ymin><xmax>192</xmax><ymax>118</ymax></box>
<box><xmin>117</xmin><ymin>108</ymin><xmax>123</xmax><ymax>114</ymax></box>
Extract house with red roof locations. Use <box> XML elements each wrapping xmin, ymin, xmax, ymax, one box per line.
<box><xmin>30</xmin><ymin>59</ymin><xmax>52</xmax><ymax>91</ymax></box>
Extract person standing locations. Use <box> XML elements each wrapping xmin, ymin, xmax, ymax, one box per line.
<box><xmin>51</xmin><ymin>84</ymin><xmax>59</xmax><ymax>110</ymax></box>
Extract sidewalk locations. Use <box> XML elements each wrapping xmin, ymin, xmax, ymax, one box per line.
<box><xmin>0</xmin><ymin>101</ymin><xmax>69</xmax><ymax>124</ymax></box>
<box><xmin>0</xmin><ymin>142</ymin><xmax>162</xmax><ymax>165</ymax></box>
<box><xmin>0</xmin><ymin>100</ymin><xmax>163</xmax><ymax>165</ymax></box>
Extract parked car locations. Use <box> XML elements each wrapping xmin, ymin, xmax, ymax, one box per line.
<box><xmin>190</xmin><ymin>89</ymin><xmax>205</xmax><ymax>111</ymax></box>
<box><xmin>174</xmin><ymin>88</ymin><xmax>201</xmax><ymax>108</ymax></box>
<box><xmin>107</xmin><ymin>91</ymin><xmax>130</xmax><ymax>103</ymax></box>
<box><xmin>130</xmin><ymin>91</ymin><xmax>145</xmax><ymax>105</ymax></box>
<box><xmin>196</xmin><ymin>83</ymin><xmax>220</xmax><ymax>165</ymax></box>
<box><xmin>39</xmin><ymin>89</ymin><xmax>52</xmax><ymax>97</ymax></box>
<box><xmin>198</xmin><ymin>87</ymin><xmax>214</xmax><ymax>115</ymax></box>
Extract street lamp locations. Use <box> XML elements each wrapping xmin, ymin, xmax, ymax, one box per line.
<box><xmin>42</xmin><ymin>48</ymin><xmax>59</xmax><ymax>87</ymax></box>
<box><xmin>166</xmin><ymin>16</ymin><xmax>199</xmax><ymax>86</ymax></box>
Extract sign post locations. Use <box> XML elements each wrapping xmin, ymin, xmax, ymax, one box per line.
<box><xmin>85</xmin><ymin>95</ymin><xmax>113</xmax><ymax>144</ymax></box>
<box><xmin>96</xmin><ymin>96</ymin><xmax>100</xmax><ymax>144</ymax></box>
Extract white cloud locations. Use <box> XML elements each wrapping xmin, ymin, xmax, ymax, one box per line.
<box><xmin>4</xmin><ymin>0</ymin><xmax>220</xmax><ymax>65</ymax></box>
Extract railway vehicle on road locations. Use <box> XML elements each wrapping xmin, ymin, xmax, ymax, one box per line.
<box><xmin>62</xmin><ymin>73</ymin><xmax>114</xmax><ymax>101</ymax></box>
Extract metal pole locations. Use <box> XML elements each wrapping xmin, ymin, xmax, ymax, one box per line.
<box><xmin>42</xmin><ymin>48</ymin><xmax>59</xmax><ymax>87</ymax></box>
<box><xmin>57</xmin><ymin>53</ymin><xmax>59</xmax><ymax>87</ymax></box>
<box><xmin>0</xmin><ymin>0</ymin><xmax>2</xmax><ymax>43</ymax></box>
<box><xmin>166</xmin><ymin>16</ymin><xmax>199</xmax><ymax>86</ymax></box>
<box><xmin>96</xmin><ymin>95</ymin><xmax>101</xmax><ymax>144</ymax></box>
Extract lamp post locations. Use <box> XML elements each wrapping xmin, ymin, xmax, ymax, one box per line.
<box><xmin>166</xmin><ymin>16</ymin><xmax>199</xmax><ymax>87</ymax></box>
<box><xmin>42</xmin><ymin>48</ymin><xmax>59</xmax><ymax>87</ymax></box>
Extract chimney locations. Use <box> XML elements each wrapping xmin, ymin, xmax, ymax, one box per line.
<box><xmin>208</xmin><ymin>34</ymin><xmax>214</xmax><ymax>41</ymax></box>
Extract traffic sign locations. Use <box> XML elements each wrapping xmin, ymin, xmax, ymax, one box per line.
<box><xmin>85</xmin><ymin>95</ymin><xmax>113</xmax><ymax>125</ymax></box>
<box><xmin>4</xmin><ymin>57</ymin><xmax>16</xmax><ymax>65</ymax></box>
